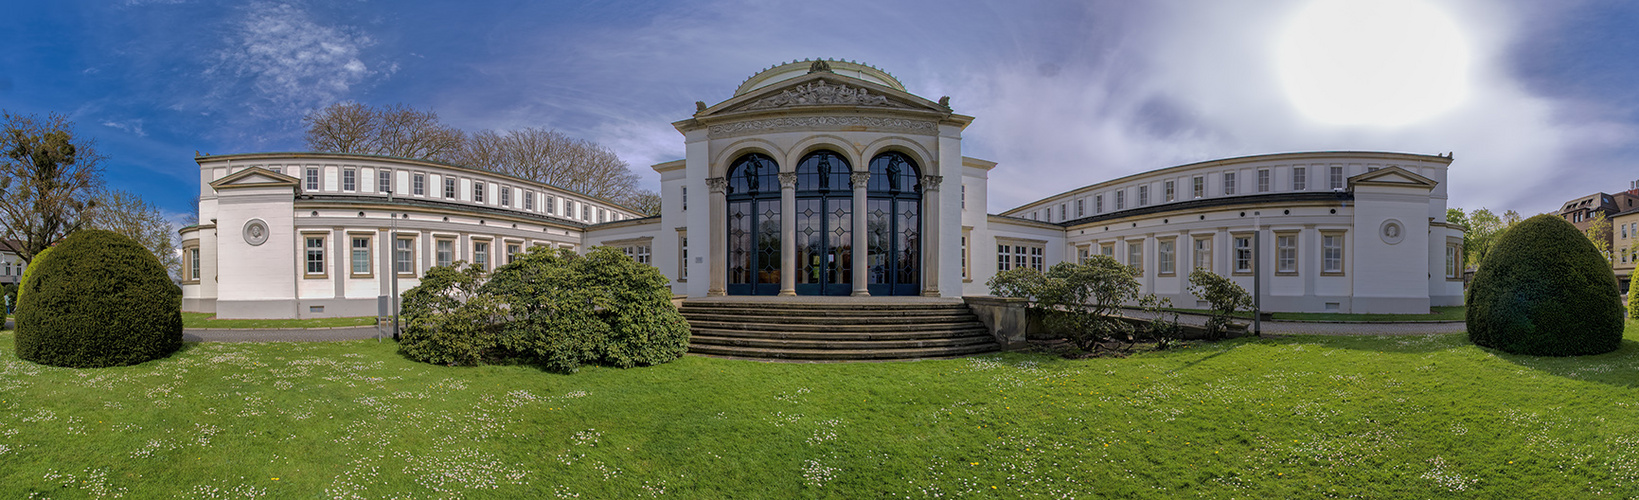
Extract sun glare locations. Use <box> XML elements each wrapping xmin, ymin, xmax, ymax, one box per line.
<box><xmin>1277</xmin><ymin>0</ymin><xmax>1470</xmax><ymax>127</ymax></box>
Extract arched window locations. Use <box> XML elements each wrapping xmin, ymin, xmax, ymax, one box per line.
<box><xmin>726</xmin><ymin>153</ymin><xmax>781</xmax><ymax>295</ymax></box>
<box><xmin>793</xmin><ymin>150</ymin><xmax>853</xmax><ymax>295</ymax></box>
<box><xmin>865</xmin><ymin>152</ymin><xmax>922</xmax><ymax>296</ymax></box>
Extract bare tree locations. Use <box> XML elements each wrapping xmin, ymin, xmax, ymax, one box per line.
<box><xmin>0</xmin><ymin>111</ymin><xmax>103</xmax><ymax>263</ymax></box>
<box><xmin>620</xmin><ymin>189</ymin><xmax>662</xmax><ymax>217</ymax></box>
<box><xmin>303</xmin><ymin>102</ymin><xmax>465</xmax><ymax>161</ymax></box>
<box><xmin>88</xmin><ymin>190</ymin><xmax>181</xmax><ymax>280</ymax></box>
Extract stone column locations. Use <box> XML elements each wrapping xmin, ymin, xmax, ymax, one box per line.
<box><xmin>921</xmin><ymin>175</ymin><xmax>943</xmax><ymax>297</ymax></box>
<box><xmin>706</xmin><ymin>177</ymin><xmax>728</xmax><ymax>296</ymax></box>
<box><xmin>850</xmin><ymin>171</ymin><xmax>871</xmax><ymax>296</ymax></box>
<box><xmin>778</xmin><ymin>172</ymin><xmax>798</xmax><ymax>296</ymax></box>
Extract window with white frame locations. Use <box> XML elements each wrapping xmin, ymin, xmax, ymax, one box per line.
<box><xmin>379</xmin><ymin>169</ymin><xmax>392</xmax><ymax>193</ymax></box>
<box><xmin>500</xmin><ymin>186</ymin><xmax>511</xmax><ymax>207</ymax></box>
<box><xmin>961</xmin><ymin>235</ymin><xmax>969</xmax><ymax>279</ymax></box>
<box><xmin>444</xmin><ymin>178</ymin><xmax>456</xmax><ymax>198</ymax></box>
<box><xmin>507</xmin><ymin>243</ymin><xmax>521</xmax><ymax>264</ymax></box>
<box><xmin>1223</xmin><ymin>172</ymin><xmax>1235</xmax><ymax>195</ymax></box>
<box><xmin>546</xmin><ymin>195</ymin><xmax>556</xmax><ymax>215</ymax></box>
<box><xmin>623</xmin><ymin>244</ymin><xmax>652</xmax><ymax>265</ymax></box>
<box><xmin>188</xmin><ymin>247</ymin><xmax>201</xmax><ymax>282</ymax></box>
<box><xmin>1276</xmin><ymin>233</ymin><xmax>1297</xmax><ymax>273</ymax></box>
<box><xmin>1445</xmin><ymin>242</ymin><xmax>1461</xmax><ymax>278</ymax></box>
<box><xmin>436</xmin><ymin>239</ymin><xmax>454</xmax><ymax>267</ymax></box>
<box><xmin>1322</xmin><ymin>232</ymin><xmax>1344</xmax><ymax>273</ymax></box>
<box><xmin>473</xmin><ymin>241</ymin><xmax>490</xmax><ymax>270</ymax></box>
<box><xmin>997</xmin><ymin>244</ymin><xmax>1013</xmax><ymax>271</ymax></box>
<box><xmin>524</xmin><ymin>191</ymin><xmax>534</xmax><ymax>211</ymax></box>
<box><xmin>1101</xmin><ymin>243</ymin><xmax>1114</xmax><ymax>257</ymax></box>
<box><xmin>1138</xmin><ymin>185</ymin><xmax>1149</xmax><ymax>206</ymax></box>
<box><xmin>1165</xmin><ymin>180</ymin><xmax>1176</xmax><ymax>202</ymax></box>
<box><xmin>683</xmin><ymin>186</ymin><xmax>689</xmax><ymax>211</ymax></box>
<box><xmin>1233</xmin><ymin>235</ymin><xmax>1252</xmax><ymax>274</ymax></box>
<box><xmin>1075</xmin><ymin>199</ymin><xmax>1084</xmax><ymax>217</ymax></box>
<box><xmin>350</xmin><ymin>235</ymin><xmax>371</xmax><ymax>277</ymax></box>
<box><xmin>473</xmin><ymin>181</ymin><xmax>485</xmax><ymax>203</ymax></box>
<box><xmin>343</xmin><ymin>168</ymin><xmax>357</xmax><ymax>191</ymax></box>
<box><xmin>305</xmin><ymin>168</ymin><xmax>320</xmax><ymax>191</ymax></box>
<box><xmin>1329</xmin><ymin>166</ymin><xmax>1344</xmax><ymax>190</ymax></box>
<box><xmin>679</xmin><ymin>233</ymin><xmax>689</xmax><ymax>281</ymax></box>
<box><xmin>1257</xmin><ymin>169</ymin><xmax>1270</xmax><ymax>193</ymax></box>
<box><xmin>1293</xmin><ymin>167</ymin><xmax>1307</xmax><ymax>191</ymax></box>
<box><xmin>414</xmin><ymin>174</ymin><xmax>425</xmax><ymax>196</ymax></box>
<box><xmin>1059</xmin><ymin>204</ymin><xmax>1066</xmax><ymax>221</ymax></box>
<box><xmin>1095</xmin><ymin>194</ymin><xmax>1104</xmax><ymax>213</ymax></box>
<box><xmin>1193</xmin><ymin>236</ymin><xmax>1212</xmax><ymax>272</ymax></box>
<box><xmin>1192</xmin><ymin>176</ymin><xmax>1204</xmax><ymax>198</ymax></box>
<box><xmin>1029</xmin><ymin>246</ymin><xmax>1043</xmax><ymax>271</ymax></box>
<box><xmin>1115</xmin><ymin>190</ymin><xmax>1125</xmax><ymax>210</ymax></box>
<box><xmin>1127</xmin><ymin>241</ymin><xmax>1142</xmax><ymax>273</ymax></box>
<box><xmin>395</xmin><ymin>237</ymin><xmax>415</xmax><ymax>276</ymax></box>
<box><xmin>1158</xmin><ymin>239</ymin><xmax>1175</xmax><ymax>275</ymax></box>
<box><xmin>304</xmin><ymin>235</ymin><xmax>326</xmax><ymax>276</ymax></box>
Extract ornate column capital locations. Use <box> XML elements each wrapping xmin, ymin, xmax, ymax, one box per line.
<box><xmin>850</xmin><ymin>171</ymin><xmax>872</xmax><ymax>189</ymax></box>
<box><xmin>921</xmin><ymin>175</ymin><xmax>943</xmax><ymax>192</ymax></box>
<box><xmin>778</xmin><ymin>172</ymin><xmax>798</xmax><ymax>189</ymax></box>
<box><xmin>706</xmin><ymin>177</ymin><xmax>728</xmax><ymax>194</ymax></box>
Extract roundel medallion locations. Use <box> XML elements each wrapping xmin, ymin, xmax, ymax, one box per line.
<box><xmin>243</xmin><ymin>219</ymin><xmax>270</xmax><ymax>246</ymax></box>
<box><xmin>1379</xmin><ymin>219</ymin><xmax>1405</xmax><ymax>245</ymax></box>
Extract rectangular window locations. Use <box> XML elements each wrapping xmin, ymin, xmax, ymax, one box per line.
<box><xmin>1095</xmin><ymin>195</ymin><xmax>1104</xmax><ymax>213</ymax></box>
<box><xmin>524</xmin><ymin>191</ymin><xmax>534</xmax><ymax>211</ymax></box>
<box><xmin>507</xmin><ymin>243</ymin><xmax>521</xmax><ymax>264</ymax></box>
<box><xmin>343</xmin><ymin>169</ymin><xmax>356</xmax><ymax>192</ymax></box>
<box><xmin>444</xmin><ymin>178</ymin><xmax>456</xmax><ymax>199</ymax></box>
<box><xmin>395</xmin><ymin>237</ymin><xmax>415</xmax><ymax>275</ymax></box>
<box><xmin>379</xmin><ymin>169</ymin><xmax>392</xmax><ymax>194</ymax></box>
<box><xmin>1100</xmin><ymin>243</ymin><xmax>1114</xmax><ymax>257</ymax></box>
<box><xmin>1138</xmin><ymin>185</ymin><xmax>1149</xmax><ymax>206</ymax></box>
<box><xmin>1158</xmin><ymin>239</ymin><xmax>1175</xmax><ymax>275</ymax></box>
<box><xmin>961</xmin><ymin>235</ymin><xmax>970</xmax><ymax>279</ymax></box>
<box><xmin>1030</xmin><ymin>246</ymin><xmax>1044</xmax><ymax>271</ymax></box>
<box><xmin>1233</xmin><ymin>235</ymin><xmax>1252</xmax><ymax>274</ymax></box>
<box><xmin>500</xmin><ymin>186</ymin><xmax>511</xmax><ymax>207</ymax></box>
<box><xmin>1193</xmin><ymin>176</ymin><xmax>1205</xmax><ymax>198</ymax></box>
<box><xmin>1257</xmin><ymin>169</ymin><xmax>1270</xmax><ymax>193</ymax></box>
<box><xmin>306</xmin><ymin>168</ymin><xmax>320</xmax><ymax>191</ymax></box>
<box><xmin>1075</xmin><ymin>199</ymin><xmax>1085</xmax><ymax>217</ymax></box>
<box><xmin>960</xmin><ymin>185</ymin><xmax>966</xmax><ymax>209</ymax></box>
<box><xmin>473</xmin><ymin>241</ymin><xmax>490</xmax><ymax>271</ymax></box>
<box><xmin>189</xmin><ymin>248</ymin><xmax>201</xmax><ymax>282</ymax></box>
<box><xmin>1323</xmin><ymin>233</ymin><xmax>1345</xmax><ymax>274</ymax></box>
<box><xmin>683</xmin><ymin>186</ymin><xmax>689</xmax><ymax>211</ymax></box>
<box><xmin>1127</xmin><ymin>241</ymin><xmax>1143</xmax><ymax>273</ymax></box>
<box><xmin>350</xmin><ymin>236</ymin><xmax>371</xmax><ymax>277</ymax></box>
<box><xmin>628</xmin><ymin>245</ymin><xmax>651</xmax><ymax>265</ymax></box>
<box><xmin>1223</xmin><ymin>172</ymin><xmax>1235</xmax><ymax>195</ymax></box>
<box><xmin>436</xmin><ymin>239</ymin><xmax>454</xmax><ymax>267</ymax></box>
<box><xmin>1193</xmin><ymin>236</ymin><xmax>1212</xmax><ymax>272</ymax></box>
<box><xmin>1059</xmin><ymin>204</ymin><xmax>1066</xmax><ymax>221</ymax></box>
<box><xmin>414</xmin><ymin>174</ymin><xmax>425</xmax><ymax>196</ymax></box>
<box><xmin>1077</xmin><ymin>246</ymin><xmax>1089</xmax><ymax>264</ymax></box>
<box><xmin>997</xmin><ymin>244</ymin><xmax>1012</xmax><ymax>271</ymax></box>
<box><xmin>679</xmin><ymin>233</ymin><xmax>690</xmax><ymax>280</ymax></box>
<box><xmin>1015</xmin><ymin>245</ymin><xmax>1028</xmax><ymax>271</ymax></box>
<box><xmin>1165</xmin><ymin>180</ymin><xmax>1176</xmax><ymax>202</ymax></box>
<box><xmin>305</xmin><ymin>236</ymin><xmax>326</xmax><ymax>276</ymax></box>
<box><xmin>1277</xmin><ymin>234</ymin><xmax>1297</xmax><ymax>274</ymax></box>
<box><xmin>1445</xmin><ymin>243</ymin><xmax>1459</xmax><ymax>278</ymax></box>
<box><xmin>1330</xmin><ymin>166</ymin><xmax>1344</xmax><ymax>190</ymax></box>
<box><xmin>473</xmin><ymin>181</ymin><xmax>485</xmax><ymax>203</ymax></box>
<box><xmin>546</xmin><ymin>196</ymin><xmax>557</xmax><ymax>215</ymax></box>
<box><xmin>1115</xmin><ymin>190</ymin><xmax>1125</xmax><ymax>210</ymax></box>
<box><xmin>1293</xmin><ymin>167</ymin><xmax>1307</xmax><ymax>191</ymax></box>
<box><xmin>599</xmin><ymin>208</ymin><xmax>608</xmax><ymax>223</ymax></box>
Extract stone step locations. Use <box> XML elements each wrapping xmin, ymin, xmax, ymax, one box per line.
<box><xmin>680</xmin><ymin>301</ymin><xmax>967</xmax><ymax>312</ymax></box>
<box><xmin>688</xmin><ymin>342</ymin><xmax>1001</xmax><ymax>361</ymax></box>
<box><xmin>686</xmin><ymin>320</ymin><xmax>991</xmax><ymax>334</ymax></box>
<box><xmin>689</xmin><ymin>326</ymin><xmax>993</xmax><ymax>341</ymax></box>
<box><xmin>690</xmin><ymin>334</ymin><xmax>996</xmax><ymax>351</ymax></box>
<box><xmin>679</xmin><ymin>312</ymin><xmax>978</xmax><ymax>325</ymax></box>
<box><xmin>679</xmin><ymin>304</ymin><xmax>972</xmax><ymax>316</ymax></box>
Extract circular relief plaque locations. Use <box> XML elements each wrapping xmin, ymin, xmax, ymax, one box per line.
<box><xmin>243</xmin><ymin>219</ymin><xmax>270</xmax><ymax>246</ymax></box>
<box><xmin>1380</xmin><ymin>219</ymin><xmax>1405</xmax><ymax>245</ymax></box>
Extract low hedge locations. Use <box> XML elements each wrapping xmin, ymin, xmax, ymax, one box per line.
<box><xmin>14</xmin><ymin>230</ymin><xmax>183</xmax><ymax>367</ymax></box>
<box><xmin>1466</xmin><ymin>214</ymin><xmax>1623</xmax><ymax>356</ymax></box>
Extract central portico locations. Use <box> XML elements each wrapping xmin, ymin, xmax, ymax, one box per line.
<box><xmin>657</xmin><ymin>59</ymin><xmax>978</xmax><ymax>298</ymax></box>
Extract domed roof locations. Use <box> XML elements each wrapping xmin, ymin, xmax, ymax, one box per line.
<box><xmin>734</xmin><ymin>59</ymin><xmax>906</xmax><ymax>96</ymax></box>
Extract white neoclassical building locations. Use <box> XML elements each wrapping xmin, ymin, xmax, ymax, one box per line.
<box><xmin>182</xmin><ymin>59</ymin><xmax>1465</xmax><ymax>318</ymax></box>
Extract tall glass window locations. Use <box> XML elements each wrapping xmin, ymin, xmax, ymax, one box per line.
<box><xmin>473</xmin><ymin>241</ymin><xmax>489</xmax><ymax>270</ymax></box>
<box><xmin>351</xmin><ymin>236</ymin><xmax>371</xmax><ymax>276</ymax></box>
<box><xmin>866</xmin><ymin>151</ymin><xmax>922</xmax><ymax>296</ymax></box>
<box><xmin>1158</xmin><ymin>240</ymin><xmax>1175</xmax><ymax>275</ymax></box>
<box><xmin>1257</xmin><ymin>169</ymin><xmax>1270</xmax><ymax>192</ymax></box>
<box><xmin>414</xmin><ymin>174</ymin><xmax>425</xmax><ymax>195</ymax></box>
<box><xmin>305</xmin><ymin>236</ymin><xmax>325</xmax><ymax>275</ymax></box>
<box><xmin>189</xmin><ymin>248</ymin><xmax>201</xmax><ymax>281</ymax></box>
<box><xmin>1193</xmin><ymin>176</ymin><xmax>1204</xmax><ymax>198</ymax></box>
<box><xmin>395</xmin><ymin>237</ymin><xmax>414</xmax><ymax>275</ymax></box>
<box><xmin>379</xmin><ymin>170</ymin><xmax>392</xmax><ymax>193</ymax></box>
<box><xmin>1323</xmin><ymin>234</ymin><xmax>1344</xmax><ymax>272</ymax></box>
<box><xmin>1277</xmin><ymin>234</ymin><xmax>1297</xmax><ymax>273</ymax></box>
<box><xmin>1115</xmin><ymin>190</ymin><xmax>1125</xmax><ymax>210</ymax></box>
<box><xmin>1165</xmin><ymin>180</ymin><xmax>1176</xmax><ymax>202</ymax></box>
<box><xmin>1223</xmin><ymin>172</ymin><xmax>1235</xmax><ymax>195</ymax></box>
<box><xmin>1138</xmin><ymin>186</ymin><xmax>1149</xmax><ymax>206</ymax></box>
<box><xmin>795</xmin><ymin>150</ymin><xmax>854</xmax><ymax>295</ymax></box>
<box><xmin>500</xmin><ymin>186</ymin><xmax>511</xmax><ymax>207</ymax></box>
<box><xmin>1127</xmin><ymin>241</ymin><xmax>1143</xmax><ymax>273</ymax></box>
<box><xmin>1234</xmin><ymin>236</ymin><xmax>1252</xmax><ymax>273</ymax></box>
<box><xmin>726</xmin><ymin>153</ymin><xmax>782</xmax><ymax>295</ymax></box>
<box><xmin>1193</xmin><ymin>237</ymin><xmax>1212</xmax><ymax>272</ymax></box>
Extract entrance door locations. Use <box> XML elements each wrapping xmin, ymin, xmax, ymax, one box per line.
<box><xmin>865</xmin><ymin>152</ymin><xmax>922</xmax><ymax>296</ymax></box>
<box><xmin>794</xmin><ymin>151</ymin><xmax>853</xmax><ymax>296</ymax></box>
<box><xmin>726</xmin><ymin>154</ymin><xmax>781</xmax><ymax>295</ymax></box>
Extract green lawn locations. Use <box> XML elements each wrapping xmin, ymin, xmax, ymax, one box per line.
<box><xmin>181</xmin><ymin>312</ymin><xmax>378</xmax><ymax>329</ymax></box>
<box><xmin>1162</xmin><ymin>305</ymin><xmax>1467</xmax><ymax>322</ymax></box>
<box><xmin>2</xmin><ymin>324</ymin><xmax>1637</xmax><ymax>498</ymax></box>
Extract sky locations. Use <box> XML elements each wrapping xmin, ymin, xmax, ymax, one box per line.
<box><xmin>1</xmin><ymin>0</ymin><xmax>1635</xmax><ymax>225</ymax></box>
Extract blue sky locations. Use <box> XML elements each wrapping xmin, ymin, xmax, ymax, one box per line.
<box><xmin>1</xmin><ymin>0</ymin><xmax>1635</xmax><ymax>224</ymax></box>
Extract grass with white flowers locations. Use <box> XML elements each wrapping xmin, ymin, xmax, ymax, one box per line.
<box><xmin>1</xmin><ymin>323</ymin><xmax>1637</xmax><ymax>498</ymax></box>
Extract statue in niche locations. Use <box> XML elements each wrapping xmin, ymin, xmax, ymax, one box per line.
<box><xmin>817</xmin><ymin>155</ymin><xmax>832</xmax><ymax>190</ymax></box>
<box><xmin>743</xmin><ymin>159</ymin><xmax>760</xmax><ymax>192</ymax></box>
<box><xmin>886</xmin><ymin>158</ymin><xmax>902</xmax><ymax>192</ymax></box>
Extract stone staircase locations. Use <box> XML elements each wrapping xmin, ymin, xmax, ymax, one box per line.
<box><xmin>679</xmin><ymin>299</ymin><xmax>1001</xmax><ymax>361</ymax></box>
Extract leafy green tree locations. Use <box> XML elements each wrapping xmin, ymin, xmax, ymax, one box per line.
<box><xmin>1187</xmin><ymin>269</ymin><xmax>1252</xmax><ymax>339</ymax></box>
<box><xmin>398</xmin><ymin>262</ymin><xmax>508</xmax><ymax>366</ymax></box>
<box><xmin>1584</xmin><ymin>211</ymin><xmax>1612</xmax><ymax>263</ymax></box>
<box><xmin>988</xmin><ymin>255</ymin><xmax>1141</xmax><ymax>350</ymax></box>
<box><xmin>0</xmin><ymin>111</ymin><xmax>103</xmax><ymax>263</ymax></box>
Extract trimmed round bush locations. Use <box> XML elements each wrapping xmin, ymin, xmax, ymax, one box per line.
<box><xmin>14</xmin><ymin>230</ymin><xmax>183</xmax><ymax>367</ymax></box>
<box><xmin>14</xmin><ymin>245</ymin><xmax>52</xmax><ymax>308</ymax></box>
<box><xmin>1467</xmin><ymin>214</ymin><xmax>1623</xmax><ymax>356</ymax></box>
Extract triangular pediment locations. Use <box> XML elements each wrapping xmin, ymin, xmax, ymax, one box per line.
<box><xmin>210</xmin><ymin>166</ymin><xmax>301</xmax><ymax>190</ymax></box>
<box><xmin>698</xmin><ymin>72</ymin><xmax>950</xmax><ymax>118</ymax></box>
<box><xmin>1348</xmin><ymin>166</ymin><xmax>1437</xmax><ymax>189</ymax></box>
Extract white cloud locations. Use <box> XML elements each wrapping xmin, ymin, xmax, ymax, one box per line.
<box><xmin>101</xmin><ymin>119</ymin><xmax>147</xmax><ymax>137</ymax></box>
<box><xmin>208</xmin><ymin>2</ymin><xmax>376</xmax><ymax>115</ymax></box>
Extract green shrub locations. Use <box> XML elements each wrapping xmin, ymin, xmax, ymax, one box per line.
<box><xmin>14</xmin><ymin>246</ymin><xmax>52</xmax><ymax>309</ymax></box>
<box><xmin>1627</xmin><ymin>274</ymin><xmax>1638</xmax><ymax>319</ymax></box>
<box><xmin>398</xmin><ymin>262</ymin><xmax>508</xmax><ymax>366</ymax></box>
<box><xmin>1187</xmin><ymin>269</ymin><xmax>1252</xmax><ymax>339</ymax></box>
<box><xmin>14</xmin><ymin>230</ymin><xmax>182</xmax><ymax>367</ymax></box>
<box><xmin>988</xmin><ymin>255</ymin><xmax>1141</xmax><ymax>350</ymax></box>
<box><xmin>398</xmin><ymin>246</ymin><xmax>690</xmax><ymax>373</ymax></box>
<box><xmin>1467</xmin><ymin>214</ymin><xmax>1623</xmax><ymax>356</ymax></box>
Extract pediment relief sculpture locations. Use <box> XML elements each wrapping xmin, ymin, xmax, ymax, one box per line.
<box><xmin>745</xmin><ymin>81</ymin><xmax>906</xmax><ymax>110</ymax></box>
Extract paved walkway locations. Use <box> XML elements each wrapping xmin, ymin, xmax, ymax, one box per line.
<box><xmin>1118</xmin><ymin>309</ymin><xmax>1466</xmax><ymax>336</ymax></box>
